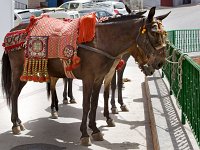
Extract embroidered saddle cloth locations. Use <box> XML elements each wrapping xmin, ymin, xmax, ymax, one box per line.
<box><xmin>26</xmin><ymin>15</ymin><xmax>79</xmax><ymax>59</ymax></box>
<box><xmin>2</xmin><ymin>13</ymin><xmax>96</xmax><ymax>82</ymax></box>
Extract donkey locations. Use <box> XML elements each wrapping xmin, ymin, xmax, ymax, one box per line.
<box><xmin>1</xmin><ymin>7</ymin><xmax>170</xmax><ymax>146</ymax></box>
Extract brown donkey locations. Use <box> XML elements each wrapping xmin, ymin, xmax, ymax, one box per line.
<box><xmin>1</xmin><ymin>7</ymin><xmax>170</xmax><ymax>146</ymax></box>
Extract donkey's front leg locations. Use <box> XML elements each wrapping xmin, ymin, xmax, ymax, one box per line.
<box><xmin>80</xmin><ymin>80</ymin><xmax>93</xmax><ymax>146</ymax></box>
<box><xmin>88</xmin><ymin>82</ymin><xmax>104</xmax><ymax>141</ymax></box>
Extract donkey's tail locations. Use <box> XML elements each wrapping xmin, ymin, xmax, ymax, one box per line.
<box><xmin>1</xmin><ymin>52</ymin><xmax>12</xmax><ymax>106</ymax></box>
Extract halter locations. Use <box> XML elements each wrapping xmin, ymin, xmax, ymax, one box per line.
<box><xmin>136</xmin><ymin>18</ymin><xmax>167</xmax><ymax>57</ymax></box>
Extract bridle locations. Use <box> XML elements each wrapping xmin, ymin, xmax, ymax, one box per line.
<box><xmin>136</xmin><ymin>18</ymin><xmax>167</xmax><ymax>58</ymax></box>
<box><xmin>78</xmin><ymin>17</ymin><xmax>167</xmax><ymax>71</ymax></box>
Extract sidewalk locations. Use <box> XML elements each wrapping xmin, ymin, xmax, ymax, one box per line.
<box><xmin>0</xmin><ymin>57</ymin><xmax>154</xmax><ymax>150</ymax></box>
<box><xmin>145</xmin><ymin>70</ymin><xmax>199</xmax><ymax>150</ymax></box>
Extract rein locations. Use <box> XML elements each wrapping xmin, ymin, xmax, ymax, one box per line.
<box><xmin>78</xmin><ymin>44</ymin><xmax>129</xmax><ymax>60</ymax></box>
<box><xmin>78</xmin><ymin>44</ymin><xmax>116</xmax><ymax>59</ymax></box>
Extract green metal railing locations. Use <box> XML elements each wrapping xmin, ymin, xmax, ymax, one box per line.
<box><xmin>162</xmin><ymin>30</ymin><xmax>200</xmax><ymax>147</ymax></box>
<box><xmin>167</xmin><ymin>29</ymin><xmax>200</xmax><ymax>53</ymax></box>
<box><xmin>163</xmin><ymin>44</ymin><xmax>200</xmax><ymax>147</ymax></box>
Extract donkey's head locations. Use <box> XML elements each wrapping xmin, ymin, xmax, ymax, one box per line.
<box><xmin>135</xmin><ymin>7</ymin><xmax>170</xmax><ymax>70</ymax></box>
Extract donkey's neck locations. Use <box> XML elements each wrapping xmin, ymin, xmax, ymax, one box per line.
<box><xmin>93</xmin><ymin>19</ymin><xmax>142</xmax><ymax>57</ymax></box>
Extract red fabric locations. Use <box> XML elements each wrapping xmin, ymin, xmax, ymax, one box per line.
<box><xmin>78</xmin><ymin>13</ymin><xmax>96</xmax><ymax>43</ymax></box>
<box><xmin>2</xmin><ymin>29</ymin><xmax>27</xmax><ymax>52</ymax></box>
<box><xmin>116</xmin><ymin>59</ymin><xmax>125</xmax><ymax>70</ymax></box>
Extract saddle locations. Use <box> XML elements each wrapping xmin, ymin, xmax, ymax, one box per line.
<box><xmin>2</xmin><ymin>13</ymin><xmax>96</xmax><ymax>82</ymax></box>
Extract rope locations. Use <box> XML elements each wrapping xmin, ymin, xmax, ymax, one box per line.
<box><xmin>164</xmin><ymin>47</ymin><xmax>188</xmax><ymax>102</ymax></box>
<box><xmin>176</xmin><ymin>53</ymin><xmax>187</xmax><ymax>99</ymax></box>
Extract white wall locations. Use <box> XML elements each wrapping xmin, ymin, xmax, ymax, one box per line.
<box><xmin>192</xmin><ymin>0</ymin><xmax>200</xmax><ymax>3</ymax></box>
<box><xmin>143</xmin><ymin>0</ymin><xmax>160</xmax><ymax>8</ymax></box>
<box><xmin>0</xmin><ymin>1</ymin><xmax>14</xmax><ymax>57</ymax></box>
<box><xmin>15</xmin><ymin>0</ymin><xmax>28</xmax><ymax>5</ymax></box>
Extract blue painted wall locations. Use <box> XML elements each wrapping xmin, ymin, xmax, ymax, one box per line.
<box><xmin>48</xmin><ymin>0</ymin><xmax>70</xmax><ymax>7</ymax></box>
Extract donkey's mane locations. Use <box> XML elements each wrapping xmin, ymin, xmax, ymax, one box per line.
<box><xmin>101</xmin><ymin>14</ymin><xmax>145</xmax><ymax>23</ymax></box>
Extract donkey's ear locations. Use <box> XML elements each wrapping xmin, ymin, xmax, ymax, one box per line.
<box><xmin>147</xmin><ymin>7</ymin><xmax>156</xmax><ymax>22</ymax></box>
<box><xmin>125</xmin><ymin>4</ymin><xmax>132</xmax><ymax>14</ymax></box>
<box><xmin>156</xmin><ymin>11</ymin><xmax>171</xmax><ymax>21</ymax></box>
<box><xmin>136</xmin><ymin>10</ymin><xmax>147</xmax><ymax>16</ymax></box>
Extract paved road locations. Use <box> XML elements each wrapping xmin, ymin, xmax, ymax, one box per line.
<box><xmin>0</xmin><ymin>57</ymin><xmax>154</xmax><ymax>150</ymax></box>
<box><xmin>155</xmin><ymin>3</ymin><xmax>200</xmax><ymax>30</ymax></box>
<box><xmin>1</xmin><ymin>4</ymin><xmax>200</xmax><ymax>150</ymax></box>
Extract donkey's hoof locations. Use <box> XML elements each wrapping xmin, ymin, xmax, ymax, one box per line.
<box><xmin>19</xmin><ymin>124</ymin><xmax>26</xmax><ymax>131</ymax></box>
<box><xmin>51</xmin><ymin>111</ymin><xmax>58</xmax><ymax>119</ymax></box>
<box><xmin>111</xmin><ymin>107</ymin><xmax>118</xmax><ymax>114</ymax></box>
<box><xmin>106</xmin><ymin>119</ymin><xmax>115</xmax><ymax>127</ymax></box>
<box><xmin>120</xmin><ymin>105</ymin><xmax>129</xmax><ymax>112</ymax></box>
<box><xmin>63</xmin><ymin>99</ymin><xmax>69</xmax><ymax>104</ymax></box>
<box><xmin>12</xmin><ymin>126</ymin><xmax>21</xmax><ymax>135</ymax></box>
<box><xmin>92</xmin><ymin>132</ymin><xmax>104</xmax><ymax>141</ymax></box>
<box><xmin>80</xmin><ymin>137</ymin><xmax>91</xmax><ymax>146</ymax></box>
<box><xmin>70</xmin><ymin>99</ymin><xmax>76</xmax><ymax>104</ymax></box>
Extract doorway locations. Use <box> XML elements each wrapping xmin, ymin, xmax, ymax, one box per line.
<box><xmin>161</xmin><ymin>0</ymin><xmax>173</xmax><ymax>6</ymax></box>
<box><xmin>183</xmin><ymin>0</ymin><xmax>191</xmax><ymax>4</ymax></box>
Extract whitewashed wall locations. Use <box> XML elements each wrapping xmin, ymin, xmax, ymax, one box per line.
<box><xmin>15</xmin><ymin>0</ymin><xmax>28</xmax><ymax>5</ymax></box>
<box><xmin>191</xmin><ymin>0</ymin><xmax>200</xmax><ymax>3</ymax></box>
<box><xmin>0</xmin><ymin>1</ymin><xmax>14</xmax><ymax>57</ymax></box>
<box><xmin>143</xmin><ymin>0</ymin><xmax>160</xmax><ymax>8</ymax></box>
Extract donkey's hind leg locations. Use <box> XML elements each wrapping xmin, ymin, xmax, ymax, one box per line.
<box><xmin>63</xmin><ymin>78</ymin><xmax>69</xmax><ymax>104</ymax></box>
<box><xmin>67</xmin><ymin>78</ymin><xmax>76</xmax><ymax>103</ymax></box>
<box><xmin>63</xmin><ymin>78</ymin><xmax>76</xmax><ymax>104</ymax></box>
<box><xmin>11</xmin><ymin>80</ymin><xmax>27</xmax><ymax>135</ymax></box>
<box><xmin>117</xmin><ymin>64</ymin><xmax>129</xmax><ymax>112</ymax></box>
<box><xmin>104</xmin><ymin>83</ymin><xmax>116</xmax><ymax>127</ymax></box>
<box><xmin>110</xmin><ymin>72</ymin><xmax>119</xmax><ymax>114</ymax></box>
<box><xmin>50</xmin><ymin>78</ymin><xmax>59</xmax><ymax>119</ymax></box>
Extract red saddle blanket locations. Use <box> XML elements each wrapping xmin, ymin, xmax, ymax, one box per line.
<box><xmin>2</xmin><ymin>13</ymin><xmax>96</xmax><ymax>82</ymax></box>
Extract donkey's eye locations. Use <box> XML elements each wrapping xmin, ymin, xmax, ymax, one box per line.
<box><xmin>151</xmin><ymin>24</ymin><xmax>158</xmax><ymax>32</ymax></box>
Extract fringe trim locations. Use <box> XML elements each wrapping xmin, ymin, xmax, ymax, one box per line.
<box><xmin>20</xmin><ymin>58</ymin><xmax>49</xmax><ymax>82</ymax></box>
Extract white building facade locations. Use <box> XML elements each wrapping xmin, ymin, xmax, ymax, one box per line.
<box><xmin>0</xmin><ymin>1</ymin><xmax>14</xmax><ymax>56</ymax></box>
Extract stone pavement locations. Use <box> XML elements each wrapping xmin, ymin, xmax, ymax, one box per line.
<box><xmin>0</xmin><ymin>59</ymin><xmax>199</xmax><ymax>150</ymax></box>
<box><xmin>0</xmin><ymin>57</ymin><xmax>154</xmax><ymax>150</ymax></box>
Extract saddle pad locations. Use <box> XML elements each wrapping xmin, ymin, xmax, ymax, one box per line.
<box><xmin>27</xmin><ymin>15</ymin><xmax>79</xmax><ymax>59</ymax></box>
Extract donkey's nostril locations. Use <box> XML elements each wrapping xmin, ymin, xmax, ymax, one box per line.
<box><xmin>158</xmin><ymin>62</ymin><xmax>163</xmax><ymax>68</ymax></box>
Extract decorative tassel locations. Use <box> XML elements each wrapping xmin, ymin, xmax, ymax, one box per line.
<box><xmin>116</xmin><ymin>59</ymin><xmax>125</xmax><ymax>70</ymax></box>
<box><xmin>78</xmin><ymin>13</ymin><xmax>96</xmax><ymax>43</ymax></box>
<box><xmin>27</xmin><ymin>59</ymin><xmax>32</xmax><ymax>80</ymax></box>
<box><xmin>66</xmin><ymin>66</ymin><xmax>73</xmax><ymax>71</ymax></box>
<box><xmin>43</xmin><ymin>59</ymin><xmax>49</xmax><ymax>82</ymax></box>
<box><xmin>20</xmin><ymin>58</ymin><xmax>29</xmax><ymax>81</ymax></box>
<box><xmin>33</xmin><ymin>59</ymin><xmax>39</xmax><ymax>82</ymax></box>
<box><xmin>72</xmin><ymin>55</ymin><xmax>80</xmax><ymax>65</ymax></box>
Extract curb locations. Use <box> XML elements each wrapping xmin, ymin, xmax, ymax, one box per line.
<box><xmin>145</xmin><ymin>76</ymin><xmax>160</xmax><ymax>150</ymax></box>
